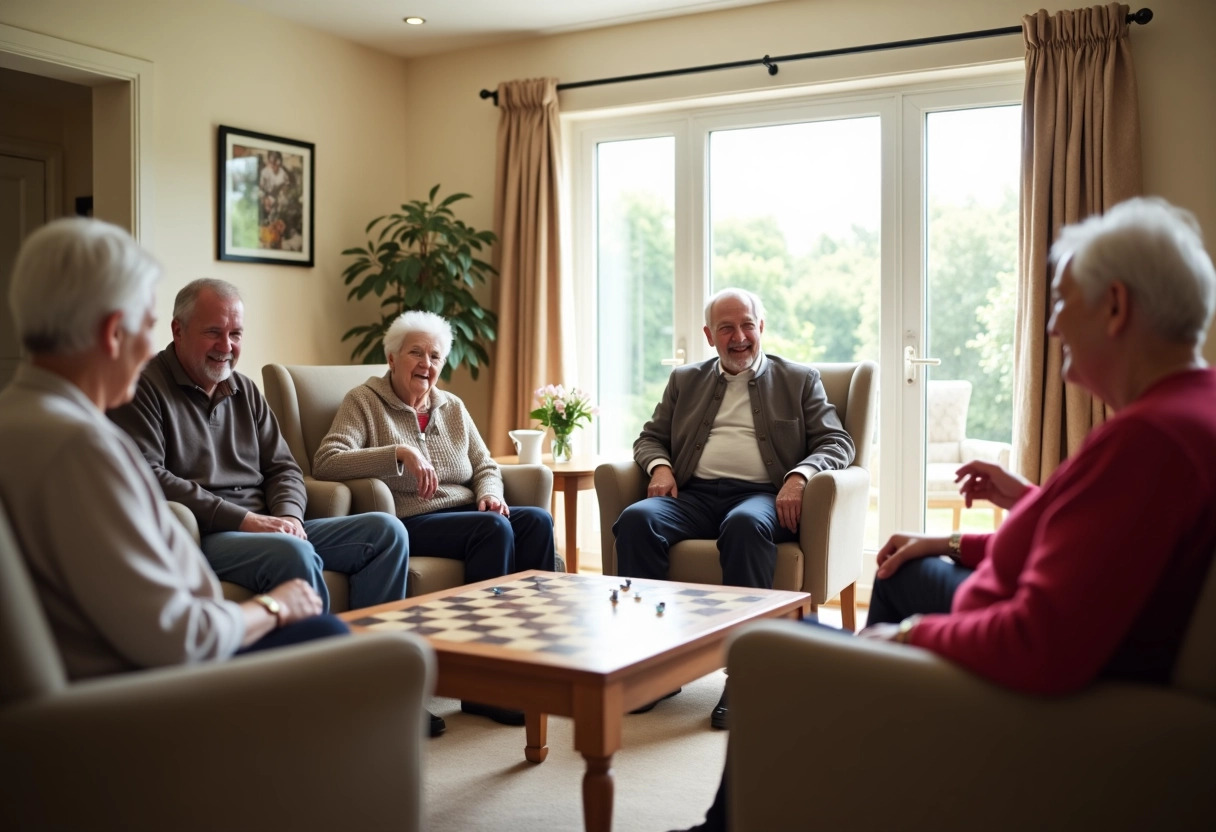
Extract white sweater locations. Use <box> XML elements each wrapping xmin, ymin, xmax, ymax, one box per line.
<box><xmin>313</xmin><ymin>374</ymin><xmax>503</xmax><ymax>518</ymax></box>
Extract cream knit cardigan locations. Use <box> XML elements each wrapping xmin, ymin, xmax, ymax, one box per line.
<box><xmin>313</xmin><ymin>374</ymin><xmax>503</xmax><ymax>518</ymax></box>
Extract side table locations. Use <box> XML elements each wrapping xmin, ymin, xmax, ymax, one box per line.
<box><xmin>494</xmin><ymin>453</ymin><xmax>599</xmax><ymax>573</ymax></box>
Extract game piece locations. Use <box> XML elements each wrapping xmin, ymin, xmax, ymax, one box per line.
<box><xmin>620</xmin><ymin>579</ymin><xmax>632</xmax><ymax>591</ymax></box>
<box><xmin>634</xmin><ymin>592</ymin><xmax>642</xmax><ymax>602</ymax></box>
<box><xmin>492</xmin><ymin>587</ymin><xmax>502</xmax><ymax>596</ymax></box>
<box><xmin>656</xmin><ymin>602</ymin><xmax>666</xmax><ymax>615</ymax></box>
<box><xmin>610</xmin><ymin>589</ymin><xmax>619</xmax><ymax>604</ymax></box>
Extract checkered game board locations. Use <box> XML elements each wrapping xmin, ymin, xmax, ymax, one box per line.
<box><xmin>347</xmin><ymin>572</ymin><xmax>770</xmax><ymax>657</ymax></box>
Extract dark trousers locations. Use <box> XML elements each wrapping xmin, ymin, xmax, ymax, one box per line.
<box><xmin>866</xmin><ymin>555</ymin><xmax>975</xmax><ymax>625</ymax></box>
<box><xmin>401</xmin><ymin>504</ymin><xmax>555</xmax><ymax>583</ymax></box>
<box><xmin>613</xmin><ymin>478</ymin><xmax>796</xmax><ymax>588</ymax></box>
<box><xmin>237</xmin><ymin>614</ymin><xmax>350</xmax><ymax>654</ymax></box>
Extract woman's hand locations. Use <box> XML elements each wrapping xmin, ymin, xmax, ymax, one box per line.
<box><xmin>478</xmin><ymin>496</ymin><xmax>510</xmax><ymax>516</ymax></box>
<box><xmin>875</xmin><ymin>533</ymin><xmax>950</xmax><ymax>579</ymax></box>
<box><xmin>397</xmin><ymin>444</ymin><xmax>438</xmax><ymax>499</ymax></box>
<box><xmin>954</xmin><ymin>460</ymin><xmax>1031</xmax><ymax>510</ymax></box>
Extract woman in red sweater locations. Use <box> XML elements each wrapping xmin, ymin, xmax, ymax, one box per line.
<box><xmin>677</xmin><ymin>197</ymin><xmax>1216</xmax><ymax>831</ymax></box>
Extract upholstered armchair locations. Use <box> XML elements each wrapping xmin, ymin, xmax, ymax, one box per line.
<box><xmin>261</xmin><ymin>363</ymin><xmax>554</xmax><ymax>598</ymax></box>
<box><xmin>595</xmin><ymin>361</ymin><xmax>876</xmax><ymax>630</ymax></box>
<box><xmin>0</xmin><ymin>499</ymin><xmax>435</xmax><ymax>832</ymax></box>
<box><xmin>926</xmin><ymin>379</ymin><xmax>1012</xmax><ymax>529</ymax></box>
<box><xmin>726</xmin><ymin>554</ymin><xmax>1216</xmax><ymax>831</ymax></box>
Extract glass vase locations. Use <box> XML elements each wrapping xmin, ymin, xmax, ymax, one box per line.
<box><xmin>551</xmin><ymin>431</ymin><xmax>573</xmax><ymax>463</ymax></box>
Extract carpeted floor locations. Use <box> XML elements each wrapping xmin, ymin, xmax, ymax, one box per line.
<box><xmin>422</xmin><ymin>669</ymin><xmax>728</xmax><ymax>832</ymax></box>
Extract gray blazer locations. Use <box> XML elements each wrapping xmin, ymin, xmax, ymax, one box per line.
<box><xmin>633</xmin><ymin>354</ymin><xmax>855</xmax><ymax>490</ymax></box>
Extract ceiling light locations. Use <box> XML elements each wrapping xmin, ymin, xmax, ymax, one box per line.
<box><xmin>403</xmin><ymin>16</ymin><xmax>425</xmax><ymax>25</ymax></box>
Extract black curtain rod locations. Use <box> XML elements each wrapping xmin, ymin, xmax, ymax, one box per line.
<box><xmin>478</xmin><ymin>7</ymin><xmax>1153</xmax><ymax>104</ymax></box>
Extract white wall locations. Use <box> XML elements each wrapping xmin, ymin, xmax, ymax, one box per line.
<box><xmin>0</xmin><ymin>0</ymin><xmax>412</xmax><ymax>378</ymax></box>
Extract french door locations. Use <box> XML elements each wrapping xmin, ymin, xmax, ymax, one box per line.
<box><xmin>569</xmin><ymin>72</ymin><xmax>1022</xmax><ymax>574</ymax></box>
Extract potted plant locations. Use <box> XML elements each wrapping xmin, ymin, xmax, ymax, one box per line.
<box><xmin>340</xmin><ymin>184</ymin><xmax>498</xmax><ymax>380</ymax></box>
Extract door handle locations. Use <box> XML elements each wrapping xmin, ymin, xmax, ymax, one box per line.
<box><xmin>661</xmin><ymin>348</ymin><xmax>686</xmax><ymax>367</ymax></box>
<box><xmin>904</xmin><ymin>345</ymin><xmax>940</xmax><ymax>384</ymax></box>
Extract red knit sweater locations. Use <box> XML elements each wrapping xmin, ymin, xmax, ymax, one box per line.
<box><xmin>909</xmin><ymin>369</ymin><xmax>1216</xmax><ymax>694</ymax></box>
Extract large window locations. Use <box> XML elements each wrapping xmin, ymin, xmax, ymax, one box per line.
<box><xmin>570</xmin><ymin>69</ymin><xmax>1023</xmax><ymax>567</ymax></box>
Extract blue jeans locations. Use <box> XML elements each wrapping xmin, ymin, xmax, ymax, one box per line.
<box><xmin>237</xmin><ymin>615</ymin><xmax>351</xmax><ymax>654</ymax></box>
<box><xmin>867</xmin><ymin>555</ymin><xmax>974</xmax><ymax>625</ymax></box>
<box><xmin>613</xmin><ymin>478</ymin><xmax>796</xmax><ymax>588</ymax></box>
<box><xmin>201</xmin><ymin>512</ymin><xmax>409</xmax><ymax>612</ymax></box>
<box><xmin>400</xmin><ymin>504</ymin><xmax>555</xmax><ymax>583</ymax></box>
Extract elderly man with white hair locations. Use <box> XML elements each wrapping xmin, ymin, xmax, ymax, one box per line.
<box><xmin>0</xmin><ymin>219</ymin><xmax>347</xmax><ymax>681</ymax></box>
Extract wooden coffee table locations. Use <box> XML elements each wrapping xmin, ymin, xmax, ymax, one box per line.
<box><xmin>340</xmin><ymin>570</ymin><xmax>810</xmax><ymax>832</ymax></box>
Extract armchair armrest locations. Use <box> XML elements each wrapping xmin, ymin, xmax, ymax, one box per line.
<box><xmin>303</xmin><ymin>477</ymin><xmax>352</xmax><ymax>519</ymax></box>
<box><xmin>345</xmin><ymin>476</ymin><xmax>397</xmax><ymax>515</ymax></box>
<box><xmin>594</xmin><ymin>461</ymin><xmax>648</xmax><ymax>576</ymax></box>
<box><xmin>797</xmin><ymin>465</ymin><xmax>869</xmax><ymax>602</ymax></box>
<box><xmin>960</xmin><ymin>437</ymin><xmax>1012</xmax><ymax>467</ymax></box>
<box><xmin>501</xmin><ymin>464</ymin><xmax>554</xmax><ymax>509</ymax></box>
<box><xmin>166</xmin><ymin>500</ymin><xmax>201</xmax><ymax>545</ymax></box>
<box><xmin>728</xmin><ymin>621</ymin><xmax>1216</xmax><ymax>832</ymax></box>
<box><xmin>0</xmin><ymin>633</ymin><xmax>435</xmax><ymax>831</ymax></box>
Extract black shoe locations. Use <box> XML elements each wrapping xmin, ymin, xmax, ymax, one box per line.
<box><xmin>710</xmin><ymin>689</ymin><xmax>729</xmax><ymax>730</ymax></box>
<box><xmin>629</xmin><ymin>687</ymin><xmax>682</xmax><ymax>714</ymax></box>
<box><xmin>428</xmin><ymin>710</ymin><xmax>446</xmax><ymax>737</ymax></box>
<box><xmin>461</xmin><ymin>700</ymin><xmax>526</xmax><ymax>726</ymax></box>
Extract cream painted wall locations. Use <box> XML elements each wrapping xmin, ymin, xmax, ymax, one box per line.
<box><xmin>0</xmin><ymin>69</ymin><xmax>92</xmax><ymax>216</ymax></box>
<box><xmin>0</xmin><ymin>0</ymin><xmax>411</xmax><ymax>380</ymax></box>
<box><xmin>400</xmin><ymin>0</ymin><xmax>1216</xmax><ymax>426</ymax></box>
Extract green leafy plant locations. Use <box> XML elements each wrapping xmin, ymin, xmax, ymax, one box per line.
<box><xmin>341</xmin><ymin>184</ymin><xmax>498</xmax><ymax>380</ymax></box>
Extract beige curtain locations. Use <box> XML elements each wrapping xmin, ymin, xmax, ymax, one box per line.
<box><xmin>1013</xmin><ymin>2</ymin><xmax>1141</xmax><ymax>483</ymax></box>
<box><xmin>487</xmin><ymin>78</ymin><xmax>565</xmax><ymax>456</ymax></box>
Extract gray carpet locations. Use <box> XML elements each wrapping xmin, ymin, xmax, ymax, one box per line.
<box><xmin>422</xmin><ymin>669</ymin><xmax>728</xmax><ymax>832</ymax></box>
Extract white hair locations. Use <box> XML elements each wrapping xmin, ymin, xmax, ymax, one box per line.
<box><xmin>704</xmin><ymin>287</ymin><xmax>766</xmax><ymax>328</ymax></box>
<box><xmin>173</xmin><ymin>278</ymin><xmax>242</xmax><ymax>325</ymax></box>
<box><xmin>1052</xmin><ymin>197</ymin><xmax>1216</xmax><ymax>346</ymax></box>
<box><xmin>384</xmin><ymin>310</ymin><xmax>453</xmax><ymax>360</ymax></box>
<box><xmin>8</xmin><ymin>218</ymin><xmax>161</xmax><ymax>356</ymax></box>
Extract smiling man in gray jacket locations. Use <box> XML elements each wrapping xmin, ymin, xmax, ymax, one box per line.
<box><xmin>614</xmin><ymin>287</ymin><xmax>855</xmax><ymax>726</ymax></box>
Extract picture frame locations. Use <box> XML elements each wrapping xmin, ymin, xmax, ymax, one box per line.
<box><xmin>217</xmin><ymin>125</ymin><xmax>314</xmax><ymax>266</ymax></box>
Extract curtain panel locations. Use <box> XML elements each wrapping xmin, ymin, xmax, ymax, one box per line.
<box><xmin>1013</xmin><ymin>2</ymin><xmax>1142</xmax><ymax>483</ymax></box>
<box><xmin>488</xmin><ymin>78</ymin><xmax>566</xmax><ymax>456</ymax></box>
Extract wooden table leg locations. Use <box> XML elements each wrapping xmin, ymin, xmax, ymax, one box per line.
<box><xmin>581</xmin><ymin>753</ymin><xmax>614</xmax><ymax>832</ymax></box>
<box><xmin>525</xmin><ymin>712</ymin><xmax>549</xmax><ymax>763</ymax></box>
<box><xmin>562</xmin><ymin>477</ymin><xmax>580</xmax><ymax>574</ymax></box>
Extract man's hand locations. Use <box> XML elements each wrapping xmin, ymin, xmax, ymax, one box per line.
<box><xmin>478</xmin><ymin>495</ymin><xmax>510</xmax><ymax>516</ymax></box>
<box><xmin>398</xmin><ymin>444</ymin><xmax>438</xmax><ymax>499</ymax></box>
<box><xmin>265</xmin><ymin>578</ymin><xmax>323</xmax><ymax>625</ymax></box>
<box><xmin>874</xmin><ymin>532</ymin><xmax>948</xmax><ymax>579</ymax></box>
<box><xmin>240</xmin><ymin>513</ymin><xmax>307</xmax><ymax>540</ymax></box>
<box><xmin>954</xmin><ymin>460</ymin><xmax>1031</xmax><ymax>510</ymax></box>
<box><xmin>775</xmin><ymin>474</ymin><xmax>807</xmax><ymax>533</ymax></box>
<box><xmin>647</xmin><ymin>466</ymin><xmax>678</xmax><ymax>498</ymax></box>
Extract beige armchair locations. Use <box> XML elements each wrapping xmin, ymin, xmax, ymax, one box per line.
<box><xmin>726</xmin><ymin>554</ymin><xmax>1216</xmax><ymax>831</ymax></box>
<box><xmin>595</xmin><ymin>361</ymin><xmax>876</xmax><ymax>630</ymax></box>
<box><xmin>927</xmin><ymin>379</ymin><xmax>1012</xmax><ymax>529</ymax></box>
<box><xmin>0</xmin><ymin>499</ymin><xmax>435</xmax><ymax>832</ymax></box>
<box><xmin>261</xmin><ymin>363</ymin><xmax>554</xmax><ymax>599</ymax></box>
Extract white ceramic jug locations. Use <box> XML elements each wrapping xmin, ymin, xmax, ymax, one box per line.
<box><xmin>508</xmin><ymin>429</ymin><xmax>545</xmax><ymax>464</ymax></box>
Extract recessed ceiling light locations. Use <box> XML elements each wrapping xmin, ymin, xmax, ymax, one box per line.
<box><xmin>404</xmin><ymin>16</ymin><xmax>425</xmax><ymax>25</ymax></box>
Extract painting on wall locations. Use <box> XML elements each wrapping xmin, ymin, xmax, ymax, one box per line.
<box><xmin>217</xmin><ymin>125</ymin><xmax>314</xmax><ymax>266</ymax></box>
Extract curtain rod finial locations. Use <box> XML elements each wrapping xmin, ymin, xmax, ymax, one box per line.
<box><xmin>762</xmin><ymin>55</ymin><xmax>778</xmax><ymax>76</ymax></box>
<box><xmin>1128</xmin><ymin>8</ymin><xmax>1153</xmax><ymax>25</ymax></box>
<box><xmin>479</xmin><ymin>88</ymin><xmax>499</xmax><ymax>105</ymax></box>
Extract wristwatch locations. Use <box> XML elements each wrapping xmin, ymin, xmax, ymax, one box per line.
<box><xmin>253</xmin><ymin>594</ymin><xmax>283</xmax><ymax>627</ymax></box>
<box><xmin>947</xmin><ymin>531</ymin><xmax>963</xmax><ymax>559</ymax></box>
<box><xmin>896</xmin><ymin>614</ymin><xmax>923</xmax><ymax>644</ymax></box>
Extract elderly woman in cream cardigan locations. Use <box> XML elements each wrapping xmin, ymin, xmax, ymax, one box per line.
<box><xmin>314</xmin><ymin>310</ymin><xmax>555</xmax><ymax>585</ymax></box>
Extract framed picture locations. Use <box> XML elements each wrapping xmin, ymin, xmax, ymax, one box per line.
<box><xmin>217</xmin><ymin>125</ymin><xmax>314</xmax><ymax>266</ymax></box>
